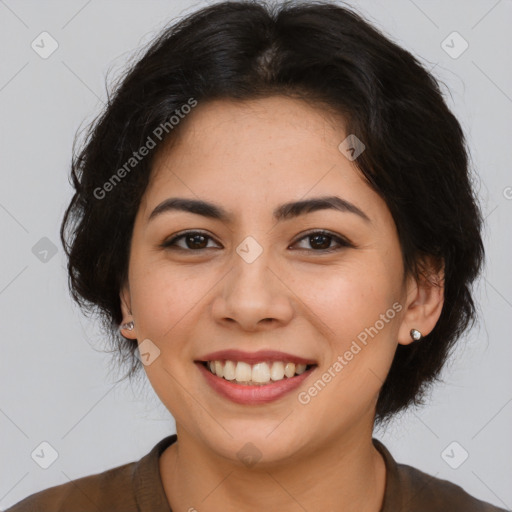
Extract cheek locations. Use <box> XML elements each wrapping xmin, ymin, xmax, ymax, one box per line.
<box><xmin>129</xmin><ymin>260</ymin><xmax>202</xmax><ymax>337</ymax></box>
<box><xmin>293</xmin><ymin>262</ymin><xmax>398</xmax><ymax>341</ymax></box>
<box><xmin>298</xmin><ymin>270</ymin><xmax>400</xmax><ymax>412</ymax></box>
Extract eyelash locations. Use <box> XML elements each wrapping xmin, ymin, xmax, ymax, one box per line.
<box><xmin>160</xmin><ymin>229</ymin><xmax>353</xmax><ymax>253</ymax></box>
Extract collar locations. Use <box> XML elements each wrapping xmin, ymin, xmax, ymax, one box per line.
<box><xmin>372</xmin><ymin>437</ymin><xmax>403</xmax><ymax>511</ymax></box>
<box><xmin>132</xmin><ymin>435</ymin><xmax>402</xmax><ymax>512</ymax></box>
<box><xmin>133</xmin><ymin>434</ymin><xmax>177</xmax><ymax>512</ymax></box>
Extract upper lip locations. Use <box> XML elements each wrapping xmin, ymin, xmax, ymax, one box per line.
<box><xmin>195</xmin><ymin>349</ymin><xmax>317</xmax><ymax>366</ymax></box>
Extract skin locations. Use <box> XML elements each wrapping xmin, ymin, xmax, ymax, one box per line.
<box><xmin>119</xmin><ymin>96</ymin><xmax>444</xmax><ymax>512</ymax></box>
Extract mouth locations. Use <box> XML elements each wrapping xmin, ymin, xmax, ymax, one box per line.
<box><xmin>194</xmin><ymin>349</ymin><xmax>318</xmax><ymax>404</ymax></box>
<box><xmin>196</xmin><ymin>360</ymin><xmax>318</xmax><ymax>386</ymax></box>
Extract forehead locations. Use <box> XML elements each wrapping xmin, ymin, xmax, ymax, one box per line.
<box><xmin>158</xmin><ymin>96</ymin><xmax>345</xmax><ymax>159</ymax></box>
<box><xmin>141</xmin><ymin>96</ymin><xmax>387</xmax><ymax>225</ymax></box>
<box><xmin>150</xmin><ymin>96</ymin><xmax>347</xmax><ymax>178</ymax></box>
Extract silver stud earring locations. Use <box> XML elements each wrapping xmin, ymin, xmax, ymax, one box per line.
<box><xmin>410</xmin><ymin>328</ymin><xmax>423</xmax><ymax>342</ymax></box>
<box><xmin>120</xmin><ymin>321</ymin><xmax>134</xmax><ymax>331</ymax></box>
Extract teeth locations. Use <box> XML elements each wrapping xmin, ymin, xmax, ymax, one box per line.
<box><xmin>252</xmin><ymin>362</ymin><xmax>271</xmax><ymax>383</ymax></box>
<box><xmin>214</xmin><ymin>361</ymin><xmax>224</xmax><ymax>378</ymax></box>
<box><xmin>205</xmin><ymin>360</ymin><xmax>311</xmax><ymax>385</ymax></box>
<box><xmin>270</xmin><ymin>361</ymin><xmax>285</xmax><ymax>381</ymax></box>
<box><xmin>235</xmin><ymin>361</ymin><xmax>252</xmax><ymax>382</ymax></box>
<box><xmin>223</xmin><ymin>360</ymin><xmax>236</xmax><ymax>380</ymax></box>
<box><xmin>295</xmin><ymin>363</ymin><xmax>307</xmax><ymax>375</ymax></box>
<box><xmin>284</xmin><ymin>362</ymin><xmax>296</xmax><ymax>378</ymax></box>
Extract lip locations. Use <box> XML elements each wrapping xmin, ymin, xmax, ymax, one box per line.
<box><xmin>195</xmin><ymin>349</ymin><xmax>317</xmax><ymax>366</ymax></box>
<box><xmin>196</xmin><ymin>361</ymin><xmax>317</xmax><ymax>405</ymax></box>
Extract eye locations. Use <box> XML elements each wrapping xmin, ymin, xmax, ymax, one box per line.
<box><xmin>161</xmin><ymin>229</ymin><xmax>353</xmax><ymax>253</ymax></box>
<box><xmin>161</xmin><ymin>231</ymin><xmax>221</xmax><ymax>251</ymax></box>
<box><xmin>290</xmin><ymin>230</ymin><xmax>353</xmax><ymax>252</ymax></box>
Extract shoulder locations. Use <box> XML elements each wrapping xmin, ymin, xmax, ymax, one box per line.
<box><xmin>3</xmin><ymin>435</ymin><xmax>176</xmax><ymax>512</ymax></box>
<box><xmin>396</xmin><ymin>460</ymin><xmax>508</xmax><ymax>511</ymax></box>
<box><xmin>3</xmin><ymin>460</ymin><xmax>138</xmax><ymax>512</ymax></box>
<box><xmin>373</xmin><ymin>438</ymin><xmax>508</xmax><ymax>512</ymax></box>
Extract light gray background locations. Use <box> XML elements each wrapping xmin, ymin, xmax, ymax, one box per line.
<box><xmin>1</xmin><ymin>0</ymin><xmax>511</xmax><ymax>509</ymax></box>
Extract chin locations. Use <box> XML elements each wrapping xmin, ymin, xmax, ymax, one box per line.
<box><xmin>205</xmin><ymin>427</ymin><xmax>309</xmax><ymax>467</ymax></box>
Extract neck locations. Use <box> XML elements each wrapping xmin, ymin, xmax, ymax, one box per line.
<box><xmin>159</xmin><ymin>419</ymin><xmax>386</xmax><ymax>512</ymax></box>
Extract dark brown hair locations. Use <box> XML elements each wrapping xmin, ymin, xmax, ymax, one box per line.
<box><xmin>60</xmin><ymin>0</ymin><xmax>485</xmax><ymax>426</ymax></box>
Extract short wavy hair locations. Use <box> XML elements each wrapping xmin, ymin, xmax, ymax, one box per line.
<box><xmin>60</xmin><ymin>0</ymin><xmax>485</xmax><ymax>426</ymax></box>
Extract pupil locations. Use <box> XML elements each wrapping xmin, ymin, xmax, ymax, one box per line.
<box><xmin>310</xmin><ymin>234</ymin><xmax>330</xmax><ymax>250</ymax></box>
<box><xmin>188</xmin><ymin>234</ymin><xmax>207</xmax><ymax>249</ymax></box>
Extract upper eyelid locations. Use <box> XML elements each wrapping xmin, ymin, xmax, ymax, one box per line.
<box><xmin>163</xmin><ymin>229</ymin><xmax>351</xmax><ymax>248</ymax></box>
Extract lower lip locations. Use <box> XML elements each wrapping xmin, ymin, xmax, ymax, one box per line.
<box><xmin>195</xmin><ymin>362</ymin><xmax>316</xmax><ymax>405</ymax></box>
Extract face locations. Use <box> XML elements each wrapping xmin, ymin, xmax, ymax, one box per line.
<box><xmin>120</xmin><ymin>96</ymin><xmax>442</xmax><ymax>464</ymax></box>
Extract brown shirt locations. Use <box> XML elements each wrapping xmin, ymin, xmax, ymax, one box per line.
<box><xmin>4</xmin><ymin>434</ymin><xmax>507</xmax><ymax>511</ymax></box>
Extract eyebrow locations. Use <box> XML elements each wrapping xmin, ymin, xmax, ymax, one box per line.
<box><xmin>148</xmin><ymin>195</ymin><xmax>371</xmax><ymax>224</ymax></box>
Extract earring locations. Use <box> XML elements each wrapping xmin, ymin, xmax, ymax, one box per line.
<box><xmin>120</xmin><ymin>321</ymin><xmax>134</xmax><ymax>331</ymax></box>
<box><xmin>410</xmin><ymin>328</ymin><xmax>423</xmax><ymax>342</ymax></box>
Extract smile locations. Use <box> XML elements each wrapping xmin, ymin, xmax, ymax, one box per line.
<box><xmin>202</xmin><ymin>360</ymin><xmax>315</xmax><ymax>385</ymax></box>
<box><xmin>195</xmin><ymin>361</ymin><xmax>318</xmax><ymax>405</ymax></box>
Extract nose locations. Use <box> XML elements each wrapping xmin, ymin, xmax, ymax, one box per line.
<box><xmin>211</xmin><ymin>248</ymin><xmax>295</xmax><ymax>332</ymax></box>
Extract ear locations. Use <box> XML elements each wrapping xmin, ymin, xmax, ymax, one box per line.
<box><xmin>119</xmin><ymin>283</ymin><xmax>137</xmax><ymax>340</ymax></box>
<box><xmin>397</xmin><ymin>256</ymin><xmax>445</xmax><ymax>346</ymax></box>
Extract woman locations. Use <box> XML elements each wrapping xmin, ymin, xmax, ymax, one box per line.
<box><xmin>5</xmin><ymin>1</ymin><xmax>506</xmax><ymax>511</ymax></box>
